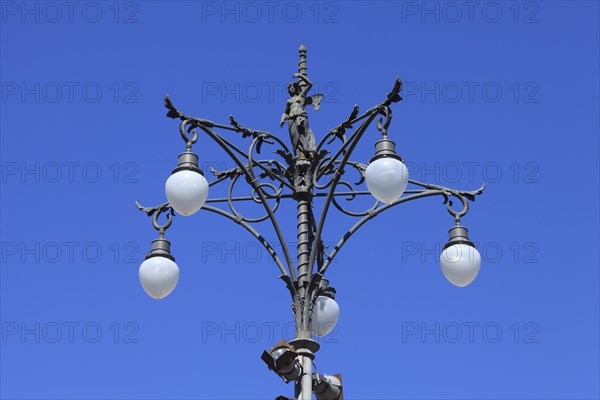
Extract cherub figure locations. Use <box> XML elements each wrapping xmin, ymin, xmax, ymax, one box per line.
<box><xmin>280</xmin><ymin>73</ymin><xmax>323</xmax><ymax>160</ymax></box>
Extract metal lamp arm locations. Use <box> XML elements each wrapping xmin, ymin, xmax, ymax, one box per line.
<box><xmin>166</xmin><ymin>96</ymin><xmax>294</xmax><ymax>192</ymax></box>
<box><xmin>135</xmin><ymin>201</ymin><xmax>175</xmax><ymax>238</ymax></box>
<box><xmin>198</xmin><ymin>125</ymin><xmax>298</xmax><ymax>282</ymax></box>
<box><xmin>315</xmin><ymin>78</ymin><xmax>402</xmax><ymax>153</ymax></box>
<box><xmin>301</xmin><ymin>80</ymin><xmax>403</xmax><ymax>329</ymax></box>
<box><xmin>135</xmin><ymin>199</ymin><xmax>297</xmax><ymax>299</ymax></box>
<box><xmin>165</xmin><ymin>95</ymin><xmax>272</xmax><ymax>137</ymax></box>
<box><xmin>307</xmin><ymin>113</ymin><xmax>379</xmax><ymax>278</ymax></box>
<box><xmin>314</xmin><ymin>108</ymin><xmax>380</xmax><ymax>183</ymax></box>
<box><xmin>197</xmin><ymin>124</ymin><xmax>295</xmax><ymax>193</ymax></box>
<box><xmin>164</xmin><ymin>96</ymin><xmax>299</xmax><ymax>281</ymax></box>
<box><xmin>201</xmin><ymin>205</ymin><xmax>298</xmax><ymax>300</ymax></box>
<box><xmin>247</xmin><ymin>135</ymin><xmax>288</xmax><ymax>190</ymax></box>
<box><xmin>316</xmin><ymin>183</ymin><xmax>485</xmax><ymax>278</ymax></box>
<box><xmin>222</xmin><ymin>171</ymin><xmax>284</xmax><ymax>224</ymax></box>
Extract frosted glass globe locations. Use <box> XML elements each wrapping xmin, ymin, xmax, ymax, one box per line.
<box><xmin>365</xmin><ymin>157</ymin><xmax>409</xmax><ymax>203</ymax></box>
<box><xmin>311</xmin><ymin>296</ymin><xmax>340</xmax><ymax>337</ymax></box>
<box><xmin>139</xmin><ymin>256</ymin><xmax>180</xmax><ymax>299</ymax></box>
<box><xmin>165</xmin><ymin>170</ymin><xmax>209</xmax><ymax>216</ymax></box>
<box><xmin>440</xmin><ymin>244</ymin><xmax>481</xmax><ymax>287</ymax></box>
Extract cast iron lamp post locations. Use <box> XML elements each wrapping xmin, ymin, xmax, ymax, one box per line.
<box><xmin>136</xmin><ymin>45</ymin><xmax>485</xmax><ymax>400</ymax></box>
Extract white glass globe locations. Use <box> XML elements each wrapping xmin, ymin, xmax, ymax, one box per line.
<box><xmin>139</xmin><ymin>256</ymin><xmax>180</xmax><ymax>299</ymax></box>
<box><xmin>165</xmin><ymin>170</ymin><xmax>209</xmax><ymax>216</ymax></box>
<box><xmin>440</xmin><ymin>244</ymin><xmax>481</xmax><ymax>287</ymax></box>
<box><xmin>365</xmin><ymin>157</ymin><xmax>409</xmax><ymax>203</ymax></box>
<box><xmin>311</xmin><ymin>296</ymin><xmax>340</xmax><ymax>337</ymax></box>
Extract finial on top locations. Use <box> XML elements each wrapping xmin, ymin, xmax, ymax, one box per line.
<box><xmin>297</xmin><ymin>44</ymin><xmax>308</xmax><ymax>90</ymax></box>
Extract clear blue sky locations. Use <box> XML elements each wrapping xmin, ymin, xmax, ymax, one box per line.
<box><xmin>1</xmin><ymin>1</ymin><xmax>598</xmax><ymax>399</ymax></box>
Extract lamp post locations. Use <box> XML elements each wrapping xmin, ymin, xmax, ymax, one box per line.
<box><xmin>136</xmin><ymin>44</ymin><xmax>485</xmax><ymax>400</ymax></box>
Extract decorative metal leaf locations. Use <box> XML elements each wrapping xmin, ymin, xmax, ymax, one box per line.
<box><xmin>385</xmin><ymin>77</ymin><xmax>403</xmax><ymax>104</ymax></box>
<box><xmin>164</xmin><ymin>95</ymin><xmax>182</xmax><ymax>119</ymax></box>
<box><xmin>426</xmin><ymin>182</ymin><xmax>486</xmax><ymax>203</ymax></box>
<box><xmin>349</xmin><ymin>104</ymin><xmax>359</xmax><ymax>121</ymax></box>
<box><xmin>327</xmin><ymin>104</ymin><xmax>358</xmax><ymax>145</ymax></box>
<box><xmin>229</xmin><ymin>116</ymin><xmax>251</xmax><ymax>138</ymax></box>
<box><xmin>258</xmin><ymin>166</ymin><xmax>280</xmax><ymax>181</ymax></box>
<box><xmin>135</xmin><ymin>201</ymin><xmax>174</xmax><ymax>217</ymax></box>
<box><xmin>315</xmin><ymin>149</ymin><xmax>329</xmax><ymax>162</ymax></box>
<box><xmin>228</xmin><ymin>115</ymin><xmax>269</xmax><ymax>140</ymax></box>
<box><xmin>441</xmin><ymin>193</ymin><xmax>449</xmax><ymax>205</ymax></box>
<box><xmin>326</xmin><ymin>130</ymin><xmax>342</xmax><ymax>145</ymax></box>
<box><xmin>279</xmin><ymin>275</ymin><xmax>293</xmax><ymax>292</ymax></box>
<box><xmin>348</xmin><ymin>162</ymin><xmax>367</xmax><ymax>185</ymax></box>
<box><xmin>311</xmin><ymin>151</ymin><xmax>329</xmax><ymax>172</ymax></box>
<box><xmin>275</xmin><ymin>149</ymin><xmax>294</xmax><ymax>166</ymax></box>
<box><xmin>210</xmin><ymin>166</ymin><xmax>241</xmax><ymax>180</ymax></box>
<box><xmin>462</xmin><ymin>183</ymin><xmax>486</xmax><ymax>201</ymax></box>
<box><xmin>254</xmin><ymin>134</ymin><xmax>274</xmax><ymax>155</ymax></box>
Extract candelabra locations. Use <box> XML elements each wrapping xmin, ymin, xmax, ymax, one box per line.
<box><xmin>136</xmin><ymin>44</ymin><xmax>485</xmax><ymax>400</ymax></box>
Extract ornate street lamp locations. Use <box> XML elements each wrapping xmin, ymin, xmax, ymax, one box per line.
<box><xmin>136</xmin><ymin>44</ymin><xmax>485</xmax><ymax>399</ymax></box>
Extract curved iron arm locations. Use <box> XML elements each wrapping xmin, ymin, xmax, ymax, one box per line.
<box><xmin>297</xmin><ymin>79</ymin><xmax>403</xmax><ymax>332</ymax></box>
<box><xmin>307</xmin><ymin>113</ymin><xmax>379</xmax><ymax>279</ymax></box>
<box><xmin>164</xmin><ymin>97</ymin><xmax>298</xmax><ymax>282</ymax></box>
<box><xmin>135</xmin><ymin>200</ymin><xmax>297</xmax><ymax>299</ymax></box>
<box><xmin>315</xmin><ymin>104</ymin><xmax>358</xmax><ymax>151</ymax></box>
<box><xmin>224</xmin><ymin>170</ymin><xmax>284</xmax><ymax>224</ymax></box>
<box><xmin>314</xmin><ymin>183</ymin><xmax>486</xmax><ymax>280</ymax></box>
<box><xmin>202</xmin><ymin>205</ymin><xmax>298</xmax><ymax>301</ymax></box>
<box><xmin>314</xmin><ymin>77</ymin><xmax>402</xmax><ymax>183</ymax></box>
<box><xmin>203</xmin><ymin>190</ymin><xmax>396</xmax><ymax>204</ymax></box>
<box><xmin>297</xmin><ymin>113</ymin><xmax>379</xmax><ymax>332</ymax></box>
<box><xmin>314</xmin><ymin>153</ymin><xmax>486</xmax><ymax>219</ymax></box>
<box><xmin>187</xmin><ymin>120</ymin><xmax>295</xmax><ymax>193</ymax></box>
<box><xmin>135</xmin><ymin>201</ymin><xmax>174</xmax><ymax>238</ymax></box>
<box><xmin>197</xmin><ymin>125</ymin><xmax>298</xmax><ymax>282</ymax></box>
<box><xmin>168</xmin><ymin>96</ymin><xmax>294</xmax><ymax>192</ymax></box>
<box><xmin>177</xmin><ymin>119</ymin><xmax>285</xmax><ymax>225</ymax></box>
<box><xmin>307</xmin><ymin>79</ymin><xmax>404</xmax><ymax>275</ymax></box>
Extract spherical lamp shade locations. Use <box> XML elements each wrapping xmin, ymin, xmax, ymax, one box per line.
<box><xmin>139</xmin><ymin>256</ymin><xmax>180</xmax><ymax>299</ymax></box>
<box><xmin>440</xmin><ymin>243</ymin><xmax>481</xmax><ymax>287</ymax></box>
<box><xmin>365</xmin><ymin>157</ymin><xmax>409</xmax><ymax>203</ymax></box>
<box><xmin>165</xmin><ymin>170</ymin><xmax>209</xmax><ymax>216</ymax></box>
<box><xmin>311</xmin><ymin>296</ymin><xmax>340</xmax><ymax>337</ymax></box>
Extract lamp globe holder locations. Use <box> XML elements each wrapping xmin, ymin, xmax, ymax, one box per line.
<box><xmin>440</xmin><ymin>224</ymin><xmax>482</xmax><ymax>287</ymax></box>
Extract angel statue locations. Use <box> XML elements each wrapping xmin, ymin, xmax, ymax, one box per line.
<box><xmin>280</xmin><ymin>73</ymin><xmax>323</xmax><ymax>160</ymax></box>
